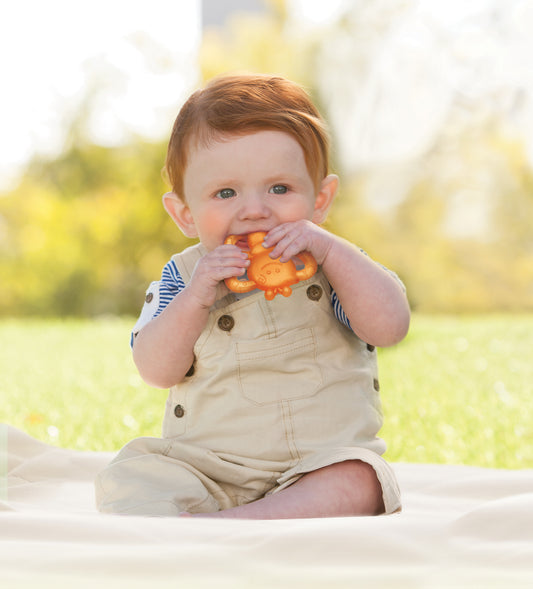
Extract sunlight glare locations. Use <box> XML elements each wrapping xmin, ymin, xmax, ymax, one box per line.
<box><xmin>0</xmin><ymin>0</ymin><xmax>201</xmax><ymax>189</ymax></box>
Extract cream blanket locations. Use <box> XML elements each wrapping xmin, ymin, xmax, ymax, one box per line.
<box><xmin>1</xmin><ymin>424</ymin><xmax>532</xmax><ymax>588</ymax></box>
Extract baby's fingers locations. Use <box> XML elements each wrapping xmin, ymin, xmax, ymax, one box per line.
<box><xmin>200</xmin><ymin>245</ymin><xmax>250</xmax><ymax>279</ymax></box>
<box><xmin>265</xmin><ymin>228</ymin><xmax>309</xmax><ymax>262</ymax></box>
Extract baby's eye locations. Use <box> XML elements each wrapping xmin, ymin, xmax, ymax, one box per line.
<box><xmin>216</xmin><ymin>188</ymin><xmax>236</xmax><ymax>200</ymax></box>
<box><xmin>269</xmin><ymin>184</ymin><xmax>288</xmax><ymax>195</ymax></box>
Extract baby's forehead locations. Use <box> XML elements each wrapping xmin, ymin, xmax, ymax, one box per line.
<box><xmin>187</xmin><ymin>129</ymin><xmax>305</xmax><ymax>161</ymax></box>
<box><xmin>191</xmin><ymin>127</ymin><xmax>287</xmax><ymax>148</ymax></box>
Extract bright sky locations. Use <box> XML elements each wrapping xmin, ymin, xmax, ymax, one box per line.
<box><xmin>0</xmin><ymin>0</ymin><xmax>201</xmax><ymax>189</ymax></box>
<box><xmin>1</xmin><ymin>0</ymin><xmax>532</xmax><ymax>195</ymax></box>
<box><xmin>319</xmin><ymin>0</ymin><xmax>533</xmax><ymax>166</ymax></box>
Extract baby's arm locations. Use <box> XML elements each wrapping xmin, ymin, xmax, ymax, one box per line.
<box><xmin>264</xmin><ymin>221</ymin><xmax>410</xmax><ymax>347</ymax></box>
<box><xmin>133</xmin><ymin>245</ymin><xmax>249</xmax><ymax>388</ymax></box>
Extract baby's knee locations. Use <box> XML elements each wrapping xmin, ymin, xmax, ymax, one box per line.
<box><xmin>328</xmin><ymin>459</ymin><xmax>386</xmax><ymax>515</ymax></box>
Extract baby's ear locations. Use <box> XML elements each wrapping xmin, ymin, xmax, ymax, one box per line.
<box><xmin>312</xmin><ymin>174</ymin><xmax>339</xmax><ymax>224</ymax></box>
<box><xmin>162</xmin><ymin>192</ymin><xmax>198</xmax><ymax>238</ymax></box>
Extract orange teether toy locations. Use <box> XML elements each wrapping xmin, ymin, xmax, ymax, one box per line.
<box><xmin>224</xmin><ymin>231</ymin><xmax>317</xmax><ymax>300</ymax></box>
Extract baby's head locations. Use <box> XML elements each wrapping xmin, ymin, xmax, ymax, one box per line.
<box><xmin>165</xmin><ymin>74</ymin><xmax>331</xmax><ymax>200</ymax></box>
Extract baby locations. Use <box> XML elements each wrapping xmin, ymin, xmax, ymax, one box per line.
<box><xmin>95</xmin><ymin>74</ymin><xmax>410</xmax><ymax>518</ymax></box>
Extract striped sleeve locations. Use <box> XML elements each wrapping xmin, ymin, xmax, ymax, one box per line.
<box><xmin>154</xmin><ymin>260</ymin><xmax>186</xmax><ymax>318</ymax></box>
<box><xmin>130</xmin><ymin>260</ymin><xmax>185</xmax><ymax>346</ymax></box>
<box><xmin>331</xmin><ymin>289</ymin><xmax>352</xmax><ymax>330</ymax></box>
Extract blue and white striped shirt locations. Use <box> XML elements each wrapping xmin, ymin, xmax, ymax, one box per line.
<box><xmin>132</xmin><ymin>255</ymin><xmax>403</xmax><ymax>345</ymax></box>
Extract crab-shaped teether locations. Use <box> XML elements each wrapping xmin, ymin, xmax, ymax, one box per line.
<box><xmin>224</xmin><ymin>231</ymin><xmax>317</xmax><ymax>300</ymax></box>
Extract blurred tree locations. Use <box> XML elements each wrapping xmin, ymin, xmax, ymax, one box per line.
<box><xmin>0</xmin><ymin>140</ymin><xmax>194</xmax><ymax>316</ymax></box>
<box><xmin>1</xmin><ymin>0</ymin><xmax>533</xmax><ymax>316</ymax></box>
<box><xmin>199</xmin><ymin>0</ymin><xmax>322</xmax><ymax>99</ymax></box>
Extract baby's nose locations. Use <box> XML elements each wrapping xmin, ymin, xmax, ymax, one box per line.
<box><xmin>239</xmin><ymin>193</ymin><xmax>270</xmax><ymax>220</ymax></box>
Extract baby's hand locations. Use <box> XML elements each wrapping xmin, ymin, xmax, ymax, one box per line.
<box><xmin>263</xmin><ymin>221</ymin><xmax>333</xmax><ymax>265</ymax></box>
<box><xmin>187</xmin><ymin>245</ymin><xmax>250</xmax><ymax>308</ymax></box>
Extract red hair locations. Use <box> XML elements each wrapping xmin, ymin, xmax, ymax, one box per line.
<box><xmin>165</xmin><ymin>74</ymin><xmax>331</xmax><ymax>199</ymax></box>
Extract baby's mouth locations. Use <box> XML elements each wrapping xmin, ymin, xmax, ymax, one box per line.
<box><xmin>226</xmin><ymin>230</ymin><xmax>268</xmax><ymax>250</ymax></box>
<box><xmin>224</xmin><ymin>234</ymin><xmax>249</xmax><ymax>250</ymax></box>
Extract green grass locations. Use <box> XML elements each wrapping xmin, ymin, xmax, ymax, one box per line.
<box><xmin>379</xmin><ymin>314</ymin><xmax>533</xmax><ymax>468</ymax></box>
<box><xmin>0</xmin><ymin>317</ymin><xmax>165</xmax><ymax>453</ymax></box>
<box><xmin>1</xmin><ymin>315</ymin><xmax>532</xmax><ymax>469</ymax></box>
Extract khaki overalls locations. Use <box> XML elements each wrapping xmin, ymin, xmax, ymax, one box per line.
<box><xmin>96</xmin><ymin>244</ymin><xmax>401</xmax><ymax>515</ymax></box>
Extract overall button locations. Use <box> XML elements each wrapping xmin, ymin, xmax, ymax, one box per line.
<box><xmin>367</xmin><ymin>344</ymin><xmax>375</xmax><ymax>352</ymax></box>
<box><xmin>306</xmin><ymin>284</ymin><xmax>322</xmax><ymax>301</ymax></box>
<box><xmin>373</xmin><ymin>379</ymin><xmax>380</xmax><ymax>392</ymax></box>
<box><xmin>174</xmin><ymin>404</ymin><xmax>185</xmax><ymax>418</ymax></box>
<box><xmin>145</xmin><ymin>292</ymin><xmax>154</xmax><ymax>303</ymax></box>
<box><xmin>218</xmin><ymin>314</ymin><xmax>235</xmax><ymax>331</ymax></box>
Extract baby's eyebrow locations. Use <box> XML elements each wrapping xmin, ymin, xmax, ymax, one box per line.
<box><xmin>202</xmin><ymin>178</ymin><xmax>239</xmax><ymax>193</ymax></box>
<box><xmin>263</xmin><ymin>172</ymin><xmax>305</xmax><ymax>184</ymax></box>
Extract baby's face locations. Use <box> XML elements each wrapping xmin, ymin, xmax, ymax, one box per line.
<box><xmin>181</xmin><ymin>130</ymin><xmax>318</xmax><ymax>251</ymax></box>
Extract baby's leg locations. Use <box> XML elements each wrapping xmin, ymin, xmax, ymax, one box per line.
<box><xmin>187</xmin><ymin>460</ymin><xmax>385</xmax><ymax>519</ymax></box>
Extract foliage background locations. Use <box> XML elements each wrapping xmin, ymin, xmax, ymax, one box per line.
<box><xmin>1</xmin><ymin>0</ymin><xmax>533</xmax><ymax>317</ymax></box>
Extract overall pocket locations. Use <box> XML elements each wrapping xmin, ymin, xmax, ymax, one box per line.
<box><xmin>235</xmin><ymin>327</ymin><xmax>323</xmax><ymax>405</ymax></box>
